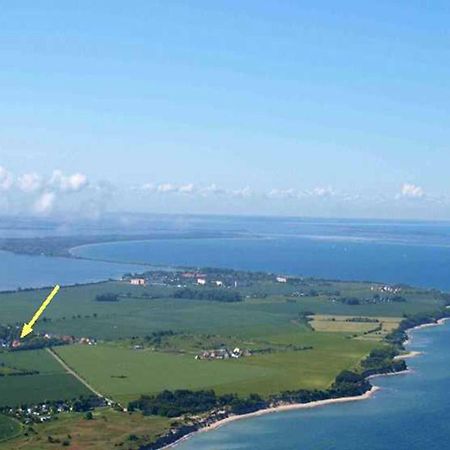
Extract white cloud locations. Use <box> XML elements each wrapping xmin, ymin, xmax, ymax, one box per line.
<box><xmin>148</xmin><ymin>183</ymin><xmax>197</xmax><ymax>195</ymax></box>
<box><xmin>157</xmin><ymin>183</ymin><xmax>178</xmax><ymax>193</ymax></box>
<box><xmin>231</xmin><ymin>186</ymin><xmax>253</xmax><ymax>198</ymax></box>
<box><xmin>140</xmin><ymin>183</ymin><xmax>156</xmax><ymax>192</ymax></box>
<box><xmin>0</xmin><ymin>166</ymin><xmax>13</xmax><ymax>191</ymax></box>
<box><xmin>49</xmin><ymin>170</ymin><xmax>89</xmax><ymax>192</ymax></box>
<box><xmin>34</xmin><ymin>191</ymin><xmax>56</xmax><ymax>214</ymax></box>
<box><xmin>400</xmin><ymin>183</ymin><xmax>424</xmax><ymax>199</ymax></box>
<box><xmin>200</xmin><ymin>184</ymin><xmax>226</xmax><ymax>196</ymax></box>
<box><xmin>309</xmin><ymin>186</ymin><xmax>335</xmax><ymax>198</ymax></box>
<box><xmin>178</xmin><ymin>183</ymin><xmax>195</xmax><ymax>194</ymax></box>
<box><xmin>17</xmin><ymin>173</ymin><xmax>42</xmax><ymax>192</ymax></box>
<box><xmin>267</xmin><ymin>188</ymin><xmax>297</xmax><ymax>199</ymax></box>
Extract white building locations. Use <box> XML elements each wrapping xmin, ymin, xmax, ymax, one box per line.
<box><xmin>276</xmin><ymin>276</ymin><xmax>288</xmax><ymax>283</ymax></box>
<box><xmin>130</xmin><ymin>278</ymin><xmax>146</xmax><ymax>286</ymax></box>
<box><xmin>197</xmin><ymin>278</ymin><xmax>206</xmax><ymax>286</ymax></box>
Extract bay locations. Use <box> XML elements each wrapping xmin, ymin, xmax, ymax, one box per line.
<box><xmin>72</xmin><ymin>234</ymin><xmax>450</xmax><ymax>290</ymax></box>
<box><xmin>0</xmin><ymin>250</ymin><xmax>146</xmax><ymax>292</ymax></box>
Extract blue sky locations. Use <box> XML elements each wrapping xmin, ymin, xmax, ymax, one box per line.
<box><xmin>1</xmin><ymin>1</ymin><xmax>450</xmax><ymax>219</ymax></box>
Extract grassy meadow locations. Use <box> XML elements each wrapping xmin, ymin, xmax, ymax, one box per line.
<box><xmin>0</xmin><ymin>409</ymin><xmax>170</xmax><ymax>450</ymax></box>
<box><xmin>310</xmin><ymin>314</ymin><xmax>402</xmax><ymax>339</ymax></box>
<box><xmin>0</xmin><ymin>350</ymin><xmax>90</xmax><ymax>407</ymax></box>
<box><xmin>55</xmin><ymin>329</ymin><xmax>379</xmax><ymax>404</ymax></box>
<box><xmin>0</xmin><ymin>415</ymin><xmax>21</xmax><ymax>442</ymax></box>
<box><xmin>0</xmin><ymin>279</ymin><xmax>442</xmax><ymax>341</ymax></box>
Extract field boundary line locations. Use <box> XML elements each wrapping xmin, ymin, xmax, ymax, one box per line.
<box><xmin>46</xmin><ymin>347</ymin><xmax>115</xmax><ymax>405</ymax></box>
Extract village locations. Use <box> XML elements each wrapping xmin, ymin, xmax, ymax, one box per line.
<box><xmin>0</xmin><ymin>332</ymin><xmax>97</xmax><ymax>351</ymax></box>
<box><xmin>194</xmin><ymin>347</ymin><xmax>251</xmax><ymax>361</ymax></box>
<box><xmin>0</xmin><ymin>396</ymin><xmax>108</xmax><ymax>426</ymax></box>
<box><xmin>126</xmin><ymin>270</ymin><xmax>289</xmax><ymax>289</ymax></box>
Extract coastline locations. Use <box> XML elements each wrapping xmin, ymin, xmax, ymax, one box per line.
<box><xmin>161</xmin><ymin>317</ymin><xmax>450</xmax><ymax>450</ymax></box>
<box><xmin>163</xmin><ymin>387</ymin><xmax>380</xmax><ymax>449</ymax></box>
<box><xmin>394</xmin><ymin>351</ymin><xmax>422</xmax><ymax>360</ymax></box>
<box><xmin>404</xmin><ymin>317</ymin><xmax>450</xmax><ymax>347</ymax></box>
<box><xmin>202</xmin><ymin>386</ymin><xmax>379</xmax><ymax>430</ymax></box>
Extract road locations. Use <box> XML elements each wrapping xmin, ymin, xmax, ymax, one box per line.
<box><xmin>46</xmin><ymin>347</ymin><xmax>114</xmax><ymax>404</ymax></box>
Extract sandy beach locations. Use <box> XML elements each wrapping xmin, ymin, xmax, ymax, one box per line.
<box><xmin>394</xmin><ymin>351</ymin><xmax>422</xmax><ymax>360</ymax></box>
<box><xmin>165</xmin><ymin>386</ymin><xmax>380</xmax><ymax>449</ymax></box>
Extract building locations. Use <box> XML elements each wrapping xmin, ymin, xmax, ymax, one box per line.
<box><xmin>182</xmin><ymin>272</ymin><xmax>196</xmax><ymax>278</ymax></box>
<box><xmin>197</xmin><ymin>278</ymin><xmax>206</xmax><ymax>286</ymax></box>
<box><xmin>276</xmin><ymin>276</ymin><xmax>288</xmax><ymax>283</ymax></box>
<box><xmin>130</xmin><ymin>278</ymin><xmax>146</xmax><ymax>286</ymax></box>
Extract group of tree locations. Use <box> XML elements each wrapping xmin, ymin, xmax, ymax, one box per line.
<box><xmin>128</xmin><ymin>390</ymin><xmax>219</xmax><ymax>417</ymax></box>
<box><xmin>360</xmin><ymin>346</ymin><xmax>406</xmax><ymax>377</ymax></box>
<box><xmin>345</xmin><ymin>317</ymin><xmax>379</xmax><ymax>323</ymax></box>
<box><xmin>95</xmin><ymin>293</ymin><xmax>119</xmax><ymax>302</ymax></box>
<box><xmin>10</xmin><ymin>336</ymin><xmax>70</xmax><ymax>352</ymax></box>
<box><xmin>129</xmin><ymin>368</ymin><xmax>372</xmax><ymax>420</ymax></box>
<box><xmin>386</xmin><ymin>309</ymin><xmax>450</xmax><ymax>347</ymax></box>
<box><xmin>338</xmin><ymin>297</ymin><xmax>360</xmax><ymax>305</ymax></box>
<box><xmin>173</xmin><ymin>288</ymin><xmax>242</xmax><ymax>303</ymax></box>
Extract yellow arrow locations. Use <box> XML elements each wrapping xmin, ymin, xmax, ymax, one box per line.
<box><xmin>20</xmin><ymin>285</ymin><xmax>60</xmax><ymax>339</ymax></box>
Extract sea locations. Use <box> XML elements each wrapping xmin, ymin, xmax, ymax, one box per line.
<box><xmin>71</xmin><ymin>217</ymin><xmax>450</xmax><ymax>290</ymax></box>
<box><xmin>0</xmin><ymin>250</ymin><xmax>147</xmax><ymax>292</ymax></box>
<box><xmin>3</xmin><ymin>215</ymin><xmax>450</xmax><ymax>448</ymax></box>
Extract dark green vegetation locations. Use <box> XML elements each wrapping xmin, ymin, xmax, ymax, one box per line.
<box><xmin>173</xmin><ymin>287</ymin><xmax>242</xmax><ymax>302</ymax></box>
<box><xmin>95</xmin><ymin>293</ymin><xmax>119</xmax><ymax>302</ymax></box>
<box><xmin>129</xmin><ymin>390</ymin><xmax>220</xmax><ymax>417</ymax></box>
<box><xmin>360</xmin><ymin>347</ymin><xmax>406</xmax><ymax>377</ymax></box>
<box><xmin>386</xmin><ymin>311</ymin><xmax>449</xmax><ymax>347</ymax></box>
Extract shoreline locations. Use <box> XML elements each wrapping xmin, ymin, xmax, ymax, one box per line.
<box><xmin>404</xmin><ymin>318</ymin><xmax>450</xmax><ymax>346</ymax></box>
<box><xmin>394</xmin><ymin>351</ymin><xmax>422</xmax><ymax>360</ymax></box>
<box><xmin>163</xmin><ymin>387</ymin><xmax>380</xmax><ymax>449</ymax></box>
<box><xmin>162</xmin><ymin>317</ymin><xmax>450</xmax><ymax>450</ymax></box>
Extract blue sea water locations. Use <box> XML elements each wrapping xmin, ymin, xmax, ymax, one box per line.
<box><xmin>72</xmin><ymin>225</ymin><xmax>450</xmax><ymax>290</ymax></box>
<box><xmin>0</xmin><ymin>250</ymin><xmax>147</xmax><ymax>291</ymax></box>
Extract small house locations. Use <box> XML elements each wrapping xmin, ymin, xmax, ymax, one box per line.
<box><xmin>130</xmin><ymin>278</ymin><xmax>146</xmax><ymax>286</ymax></box>
<box><xmin>276</xmin><ymin>276</ymin><xmax>288</xmax><ymax>283</ymax></box>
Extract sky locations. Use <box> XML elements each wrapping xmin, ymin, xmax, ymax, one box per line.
<box><xmin>1</xmin><ymin>1</ymin><xmax>450</xmax><ymax>219</ymax></box>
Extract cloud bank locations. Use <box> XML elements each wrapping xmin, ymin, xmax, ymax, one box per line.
<box><xmin>0</xmin><ymin>165</ymin><xmax>442</xmax><ymax>219</ymax></box>
<box><xmin>0</xmin><ymin>166</ymin><xmax>91</xmax><ymax>215</ymax></box>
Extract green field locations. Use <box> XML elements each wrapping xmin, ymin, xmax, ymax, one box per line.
<box><xmin>0</xmin><ymin>273</ymin><xmax>444</xmax><ymax>408</ymax></box>
<box><xmin>310</xmin><ymin>315</ymin><xmax>402</xmax><ymax>338</ymax></box>
<box><xmin>0</xmin><ymin>350</ymin><xmax>90</xmax><ymax>407</ymax></box>
<box><xmin>0</xmin><ymin>415</ymin><xmax>21</xmax><ymax>442</ymax></box>
<box><xmin>55</xmin><ymin>330</ymin><xmax>378</xmax><ymax>404</ymax></box>
<box><xmin>0</xmin><ymin>279</ymin><xmax>442</xmax><ymax>341</ymax></box>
